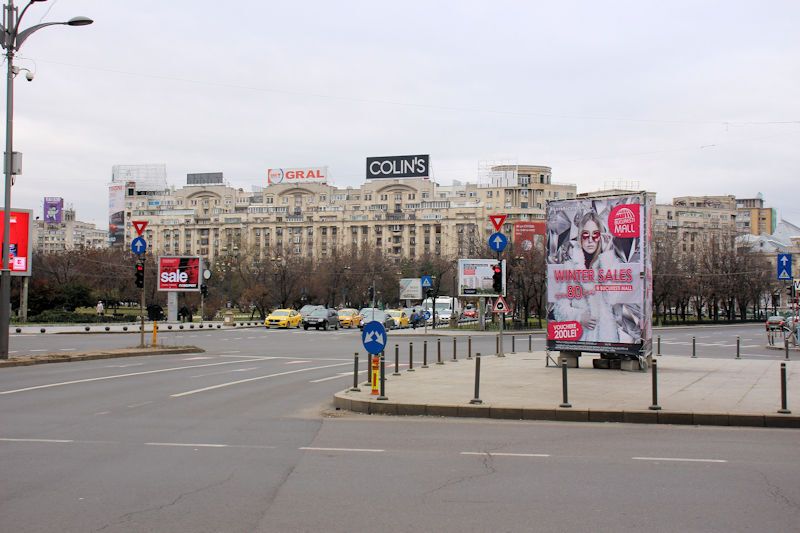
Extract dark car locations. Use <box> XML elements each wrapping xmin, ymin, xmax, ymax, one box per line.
<box><xmin>358</xmin><ymin>309</ymin><xmax>395</xmax><ymax>331</ymax></box>
<box><xmin>303</xmin><ymin>308</ymin><xmax>340</xmax><ymax>330</ymax></box>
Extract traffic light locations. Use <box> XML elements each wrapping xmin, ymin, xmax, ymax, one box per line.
<box><xmin>492</xmin><ymin>263</ymin><xmax>503</xmax><ymax>293</ymax></box>
<box><xmin>134</xmin><ymin>262</ymin><xmax>144</xmax><ymax>289</ymax></box>
<box><xmin>368</xmin><ymin>286</ymin><xmax>375</xmax><ymax>301</ymax></box>
<box><xmin>426</xmin><ymin>288</ymin><xmax>433</xmax><ymax>299</ymax></box>
<box><xmin>201</xmin><ymin>284</ymin><xmax>208</xmax><ymax>298</ymax></box>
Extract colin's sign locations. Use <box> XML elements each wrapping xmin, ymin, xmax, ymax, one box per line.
<box><xmin>366</xmin><ymin>154</ymin><xmax>429</xmax><ymax>179</ymax></box>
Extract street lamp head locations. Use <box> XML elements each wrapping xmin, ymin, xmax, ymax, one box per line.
<box><xmin>67</xmin><ymin>16</ymin><xmax>93</xmax><ymax>26</ymax></box>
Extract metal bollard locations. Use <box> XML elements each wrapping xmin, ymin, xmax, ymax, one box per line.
<box><xmin>778</xmin><ymin>362</ymin><xmax>791</xmax><ymax>414</ymax></box>
<box><xmin>437</xmin><ymin>337</ymin><xmax>444</xmax><ymax>365</ymax></box>
<box><xmin>496</xmin><ymin>335</ymin><xmax>499</xmax><ymax>354</ymax></box>
<box><xmin>649</xmin><ymin>359</ymin><xmax>661</xmax><ymax>410</ymax></box>
<box><xmin>529</xmin><ymin>334</ymin><xmax>532</xmax><ymax>352</ymax></box>
<box><xmin>350</xmin><ymin>353</ymin><xmax>361</xmax><ymax>391</ymax></box>
<box><xmin>736</xmin><ymin>336</ymin><xmax>740</xmax><ymax>359</ymax></box>
<box><xmin>407</xmin><ymin>342</ymin><xmax>415</xmax><ymax>372</ymax></box>
<box><xmin>657</xmin><ymin>335</ymin><xmax>661</xmax><ymax>356</ymax></box>
<box><xmin>393</xmin><ymin>344</ymin><xmax>401</xmax><ymax>376</ymax></box>
<box><xmin>423</xmin><ymin>340</ymin><xmax>428</xmax><ymax>368</ymax></box>
<box><xmin>785</xmin><ymin>338</ymin><xmax>790</xmax><ymax>361</ymax></box>
<box><xmin>378</xmin><ymin>353</ymin><xmax>388</xmax><ymax>401</ymax></box>
<box><xmin>511</xmin><ymin>335</ymin><xmax>516</xmax><ymax>354</ymax></box>
<box><xmin>691</xmin><ymin>336</ymin><xmax>696</xmax><ymax>358</ymax></box>
<box><xmin>470</xmin><ymin>354</ymin><xmax>483</xmax><ymax>404</ymax></box>
<box><xmin>468</xmin><ymin>336</ymin><xmax>472</xmax><ymax>359</ymax></box>
<box><xmin>452</xmin><ymin>337</ymin><xmax>458</xmax><ymax>362</ymax></box>
<box><xmin>559</xmin><ymin>358</ymin><xmax>572</xmax><ymax>408</ymax></box>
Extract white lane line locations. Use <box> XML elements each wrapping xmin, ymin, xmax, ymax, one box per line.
<box><xmin>220</xmin><ymin>351</ymin><xmax>241</xmax><ymax>354</ymax></box>
<box><xmin>29</xmin><ymin>349</ymin><xmax>46</xmax><ymax>352</ymax></box>
<box><xmin>309</xmin><ymin>372</ymin><xmax>352</xmax><ymax>383</ymax></box>
<box><xmin>0</xmin><ymin>359</ymin><xmax>260</xmax><ymax>395</ymax></box>
<box><xmin>105</xmin><ymin>363</ymin><xmax>145</xmax><ymax>368</ymax></box>
<box><xmin>59</xmin><ymin>348</ymin><xmax>77</xmax><ymax>352</ymax></box>
<box><xmin>286</xmin><ymin>360</ymin><xmax>312</xmax><ymax>365</ymax></box>
<box><xmin>190</xmin><ymin>367</ymin><xmax>259</xmax><ymax>378</ymax></box>
<box><xmin>146</xmin><ymin>442</ymin><xmax>228</xmax><ymax>448</ymax></box>
<box><xmin>0</xmin><ymin>438</ymin><xmax>73</xmax><ymax>443</ymax></box>
<box><xmin>127</xmin><ymin>401</ymin><xmax>154</xmax><ymax>409</ymax></box>
<box><xmin>94</xmin><ymin>411</ymin><xmax>110</xmax><ymax>415</ymax></box>
<box><xmin>171</xmin><ymin>362</ymin><xmax>351</xmax><ymax>397</ymax></box>
<box><xmin>300</xmin><ymin>447</ymin><xmax>384</xmax><ymax>453</ymax></box>
<box><xmin>632</xmin><ymin>457</ymin><xmax>727</xmax><ymax>463</ymax></box>
<box><xmin>183</xmin><ymin>356</ymin><xmax>213</xmax><ymax>360</ymax></box>
<box><xmin>460</xmin><ymin>452</ymin><xmax>550</xmax><ymax>458</ymax></box>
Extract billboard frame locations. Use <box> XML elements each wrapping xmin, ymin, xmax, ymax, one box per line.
<box><xmin>458</xmin><ymin>258</ymin><xmax>506</xmax><ymax>298</ymax></box>
<box><xmin>0</xmin><ymin>208</ymin><xmax>32</xmax><ymax>277</ymax></box>
<box><xmin>157</xmin><ymin>256</ymin><xmax>202</xmax><ymax>292</ymax></box>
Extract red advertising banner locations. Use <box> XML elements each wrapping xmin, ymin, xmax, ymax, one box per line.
<box><xmin>0</xmin><ymin>209</ymin><xmax>32</xmax><ymax>276</ymax></box>
<box><xmin>513</xmin><ymin>221</ymin><xmax>546</xmax><ymax>252</ymax></box>
<box><xmin>157</xmin><ymin>256</ymin><xmax>201</xmax><ymax>291</ymax></box>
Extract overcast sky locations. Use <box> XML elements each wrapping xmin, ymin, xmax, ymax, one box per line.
<box><xmin>6</xmin><ymin>0</ymin><xmax>800</xmax><ymax>227</ymax></box>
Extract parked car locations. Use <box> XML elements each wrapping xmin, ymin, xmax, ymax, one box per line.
<box><xmin>463</xmin><ymin>304</ymin><xmax>477</xmax><ymax>319</ymax></box>
<box><xmin>338</xmin><ymin>308</ymin><xmax>362</xmax><ymax>329</ymax></box>
<box><xmin>265</xmin><ymin>309</ymin><xmax>302</xmax><ymax>328</ymax></box>
<box><xmin>386</xmin><ymin>309</ymin><xmax>409</xmax><ymax>329</ymax></box>
<box><xmin>303</xmin><ymin>308</ymin><xmax>340</xmax><ymax>330</ymax></box>
<box><xmin>299</xmin><ymin>304</ymin><xmax>324</xmax><ymax>320</ymax></box>
<box><xmin>766</xmin><ymin>312</ymin><xmax>798</xmax><ymax>332</ymax></box>
<box><xmin>358</xmin><ymin>308</ymin><xmax>395</xmax><ymax>331</ymax></box>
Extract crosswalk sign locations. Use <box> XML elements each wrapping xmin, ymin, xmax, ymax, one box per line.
<box><xmin>777</xmin><ymin>253</ymin><xmax>792</xmax><ymax>280</ymax></box>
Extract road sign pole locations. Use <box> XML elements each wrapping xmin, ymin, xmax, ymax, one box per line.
<box><xmin>139</xmin><ymin>262</ymin><xmax>146</xmax><ymax>348</ymax></box>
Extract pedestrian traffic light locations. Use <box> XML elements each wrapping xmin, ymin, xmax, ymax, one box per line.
<box><xmin>134</xmin><ymin>262</ymin><xmax>144</xmax><ymax>289</ymax></box>
<box><xmin>201</xmin><ymin>284</ymin><xmax>208</xmax><ymax>298</ymax></box>
<box><xmin>492</xmin><ymin>263</ymin><xmax>503</xmax><ymax>293</ymax></box>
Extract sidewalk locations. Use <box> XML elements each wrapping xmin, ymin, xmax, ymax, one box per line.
<box><xmin>334</xmin><ymin>351</ymin><xmax>800</xmax><ymax>428</ymax></box>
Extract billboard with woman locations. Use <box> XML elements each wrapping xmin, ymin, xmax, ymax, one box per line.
<box><xmin>546</xmin><ymin>194</ymin><xmax>652</xmax><ymax>358</ymax></box>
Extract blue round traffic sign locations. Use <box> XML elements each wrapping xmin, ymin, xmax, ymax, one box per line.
<box><xmin>423</xmin><ymin>311</ymin><xmax>431</xmax><ymax>320</ymax></box>
<box><xmin>488</xmin><ymin>232</ymin><xmax>508</xmax><ymax>252</ymax></box>
<box><xmin>361</xmin><ymin>320</ymin><xmax>388</xmax><ymax>355</ymax></box>
<box><xmin>131</xmin><ymin>236</ymin><xmax>147</xmax><ymax>255</ymax></box>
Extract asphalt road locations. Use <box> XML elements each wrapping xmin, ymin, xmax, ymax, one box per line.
<box><xmin>1</xmin><ymin>324</ymin><xmax>798</xmax><ymax>532</ymax></box>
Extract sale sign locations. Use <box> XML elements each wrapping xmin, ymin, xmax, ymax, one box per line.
<box><xmin>157</xmin><ymin>256</ymin><xmax>201</xmax><ymax>291</ymax></box>
<box><xmin>0</xmin><ymin>208</ymin><xmax>32</xmax><ymax>276</ymax></box>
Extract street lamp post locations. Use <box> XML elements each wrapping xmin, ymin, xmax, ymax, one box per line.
<box><xmin>0</xmin><ymin>1</ymin><xmax>92</xmax><ymax>358</ymax></box>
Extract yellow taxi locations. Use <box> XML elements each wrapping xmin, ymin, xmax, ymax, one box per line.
<box><xmin>265</xmin><ymin>309</ymin><xmax>302</xmax><ymax>328</ymax></box>
<box><xmin>386</xmin><ymin>309</ymin><xmax>409</xmax><ymax>329</ymax></box>
<box><xmin>337</xmin><ymin>308</ymin><xmax>362</xmax><ymax>329</ymax></box>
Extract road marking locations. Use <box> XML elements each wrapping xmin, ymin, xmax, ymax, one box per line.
<box><xmin>29</xmin><ymin>349</ymin><xmax>46</xmax><ymax>352</ymax></box>
<box><xmin>183</xmin><ymin>356</ymin><xmax>213</xmax><ymax>360</ymax></box>
<box><xmin>0</xmin><ymin>438</ymin><xmax>73</xmax><ymax>443</ymax></box>
<box><xmin>190</xmin><ymin>367</ymin><xmax>259</xmax><ymax>378</ymax></box>
<box><xmin>300</xmin><ymin>447</ymin><xmax>383</xmax><ymax>453</ymax></box>
<box><xmin>0</xmin><ymin>359</ymin><xmax>259</xmax><ymax>395</ymax></box>
<box><xmin>59</xmin><ymin>348</ymin><xmax>77</xmax><ymax>352</ymax></box>
<box><xmin>286</xmin><ymin>360</ymin><xmax>312</xmax><ymax>365</ymax></box>
<box><xmin>309</xmin><ymin>372</ymin><xmax>352</xmax><ymax>383</ymax></box>
<box><xmin>460</xmin><ymin>452</ymin><xmax>550</xmax><ymax>458</ymax></box>
<box><xmin>127</xmin><ymin>401</ymin><xmax>154</xmax><ymax>409</ymax></box>
<box><xmin>146</xmin><ymin>442</ymin><xmax>228</xmax><ymax>448</ymax></box>
<box><xmin>94</xmin><ymin>411</ymin><xmax>110</xmax><ymax>415</ymax></box>
<box><xmin>171</xmin><ymin>362</ymin><xmax>351</xmax><ymax>397</ymax></box>
<box><xmin>220</xmin><ymin>351</ymin><xmax>241</xmax><ymax>354</ymax></box>
<box><xmin>632</xmin><ymin>457</ymin><xmax>727</xmax><ymax>463</ymax></box>
<box><xmin>105</xmin><ymin>363</ymin><xmax>145</xmax><ymax>368</ymax></box>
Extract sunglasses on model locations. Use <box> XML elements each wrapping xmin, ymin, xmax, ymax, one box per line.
<box><xmin>581</xmin><ymin>231</ymin><xmax>601</xmax><ymax>242</ymax></box>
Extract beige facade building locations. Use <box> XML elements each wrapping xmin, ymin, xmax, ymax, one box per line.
<box><xmin>652</xmin><ymin>195</ymin><xmax>738</xmax><ymax>252</ymax></box>
<box><xmin>116</xmin><ymin>165</ymin><xmax>576</xmax><ymax>265</ymax></box>
<box><xmin>736</xmin><ymin>195</ymin><xmax>776</xmax><ymax>236</ymax></box>
<box><xmin>33</xmin><ymin>208</ymin><xmax>108</xmax><ymax>253</ymax></box>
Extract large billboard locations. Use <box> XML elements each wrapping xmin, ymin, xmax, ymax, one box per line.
<box><xmin>43</xmin><ymin>197</ymin><xmax>64</xmax><ymax>224</ymax></box>
<box><xmin>108</xmin><ymin>183</ymin><xmax>126</xmax><ymax>247</ymax></box>
<box><xmin>458</xmin><ymin>259</ymin><xmax>506</xmax><ymax>297</ymax></box>
<box><xmin>0</xmin><ymin>208</ymin><xmax>32</xmax><ymax>276</ymax></box>
<box><xmin>546</xmin><ymin>194</ymin><xmax>652</xmax><ymax>358</ymax></box>
<box><xmin>513</xmin><ymin>221</ymin><xmax>546</xmax><ymax>252</ymax></box>
<box><xmin>157</xmin><ymin>256</ymin><xmax>201</xmax><ymax>292</ymax></box>
<box><xmin>267</xmin><ymin>167</ymin><xmax>328</xmax><ymax>186</ymax></box>
<box><xmin>399</xmin><ymin>278</ymin><xmax>422</xmax><ymax>300</ymax></box>
<box><xmin>366</xmin><ymin>155</ymin><xmax>429</xmax><ymax>179</ymax></box>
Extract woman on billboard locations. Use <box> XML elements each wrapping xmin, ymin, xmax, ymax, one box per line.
<box><xmin>552</xmin><ymin>211</ymin><xmax>621</xmax><ymax>342</ymax></box>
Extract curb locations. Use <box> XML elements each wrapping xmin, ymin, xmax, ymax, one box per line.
<box><xmin>333</xmin><ymin>393</ymin><xmax>800</xmax><ymax>429</ymax></box>
<box><xmin>0</xmin><ymin>346</ymin><xmax>204</xmax><ymax>368</ymax></box>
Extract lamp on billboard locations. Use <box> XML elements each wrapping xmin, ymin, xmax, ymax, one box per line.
<box><xmin>0</xmin><ymin>2</ymin><xmax>93</xmax><ymax>359</ymax></box>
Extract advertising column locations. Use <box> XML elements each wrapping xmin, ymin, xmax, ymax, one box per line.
<box><xmin>545</xmin><ymin>194</ymin><xmax>651</xmax><ymax>360</ymax></box>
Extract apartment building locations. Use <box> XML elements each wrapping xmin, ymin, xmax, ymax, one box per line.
<box><xmin>652</xmin><ymin>195</ymin><xmax>738</xmax><ymax>252</ymax></box>
<box><xmin>736</xmin><ymin>194</ymin><xmax>777</xmax><ymax>236</ymax></box>
<box><xmin>112</xmin><ymin>165</ymin><xmax>576</xmax><ymax>265</ymax></box>
<box><xmin>33</xmin><ymin>208</ymin><xmax>108</xmax><ymax>253</ymax></box>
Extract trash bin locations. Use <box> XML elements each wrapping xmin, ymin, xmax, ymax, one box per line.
<box><xmin>223</xmin><ymin>310</ymin><xmax>234</xmax><ymax>325</ymax></box>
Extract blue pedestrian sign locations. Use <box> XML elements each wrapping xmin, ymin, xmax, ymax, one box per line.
<box><xmin>361</xmin><ymin>320</ymin><xmax>387</xmax><ymax>355</ymax></box>
<box><xmin>421</xmin><ymin>275</ymin><xmax>433</xmax><ymax>289</ymax></box>
<box><xmin>777</xmin><ymin>253</ymin><xmax>793</xmax><ymax>280</ymax></box>
<box><xmin>488</xmin><ymin>232</ymin><xmax>508</xmax><ymax>253</ymax></box>
<box><xmin>423</xmin><ymin>310</ymin><xmax>431</xmax><ymax>321</ymax></box>
<box><xmin>131</xmin><ymin>236</ymin><xmax>147</xmax><ymax>255</ymax></box>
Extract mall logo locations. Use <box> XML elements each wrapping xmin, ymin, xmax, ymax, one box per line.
<box><xmin>609</xmin><ymin>204</ymin><xmax>640</xmax><ymax>238</ymax></box>
<box><xmin>366</xmin><ymin>154</ymin><xmax>429</xmax><ymax>179</ymax></box>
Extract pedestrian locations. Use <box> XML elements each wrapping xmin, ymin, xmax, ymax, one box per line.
<box><xmin>96</xmin><ymin>300</ymin><xmax>104</xmax><ymax>316</ymax></box>
<box><xmin>410</xmin><ymin>310</ymin><xmax>418</xmax><ymax>329</ymax></box>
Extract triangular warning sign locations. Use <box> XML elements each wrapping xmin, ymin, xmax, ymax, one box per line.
<box><xmin>493</xmin><ymin>295</ymin><xmax>510</xmax><ymax>314</ymax></box>
<box><xmin>132</xmin><ymin>220</ymin><xmax>148</xmax><ymax>236</ymax></box>
<box><xmin>489</xmin><ymin>214</ymin><xmax>507</xmax><ymax>231</ymax></box>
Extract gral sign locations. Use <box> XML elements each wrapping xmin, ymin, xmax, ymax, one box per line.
<box><xmin>513</xmin><ymin>221</ymin><xmax>546</xmax><ymax>252</ymax></box>
<box><xmin>157</xmin><ymin>256</ymin><xmax>201</xmax><ymax>292</ymax></box>
<box><xmin>546</xmin><ymin>194</ymin><xmax>652</xmax><ymax>358</ymax></box>
<box><xmin>366</xmin><ymin>154</ymin><xmax>429</xmax><ymax>179</ymax></box>
<box><xmin>0</xmin><ymin>208</ymin><xmax>32</xmax><ymax>276</ymax></box>
<box><xmin>43</xmin><ymin>197</ymin><xmax>64</xmax><ymax>224</ymax></box>
<box><xmin>399</xmin><ymin>278</ymin><xmax>422</xmax><ymax>300</ymax></box>
<box><xmin>458</xmin><ymin>259</ymin><xmax>505</xmax><ymax>297</ymax></box>
<box><xmin>267</xmin><ymin>167</ymin><xmax>328</xmax><ymax>186</ymax></box>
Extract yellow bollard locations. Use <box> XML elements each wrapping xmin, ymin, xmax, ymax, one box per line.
<box><xmin>152</xmin><ymin>321</ymin><xmax>158</xmax><ymax>347</ymax></box>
